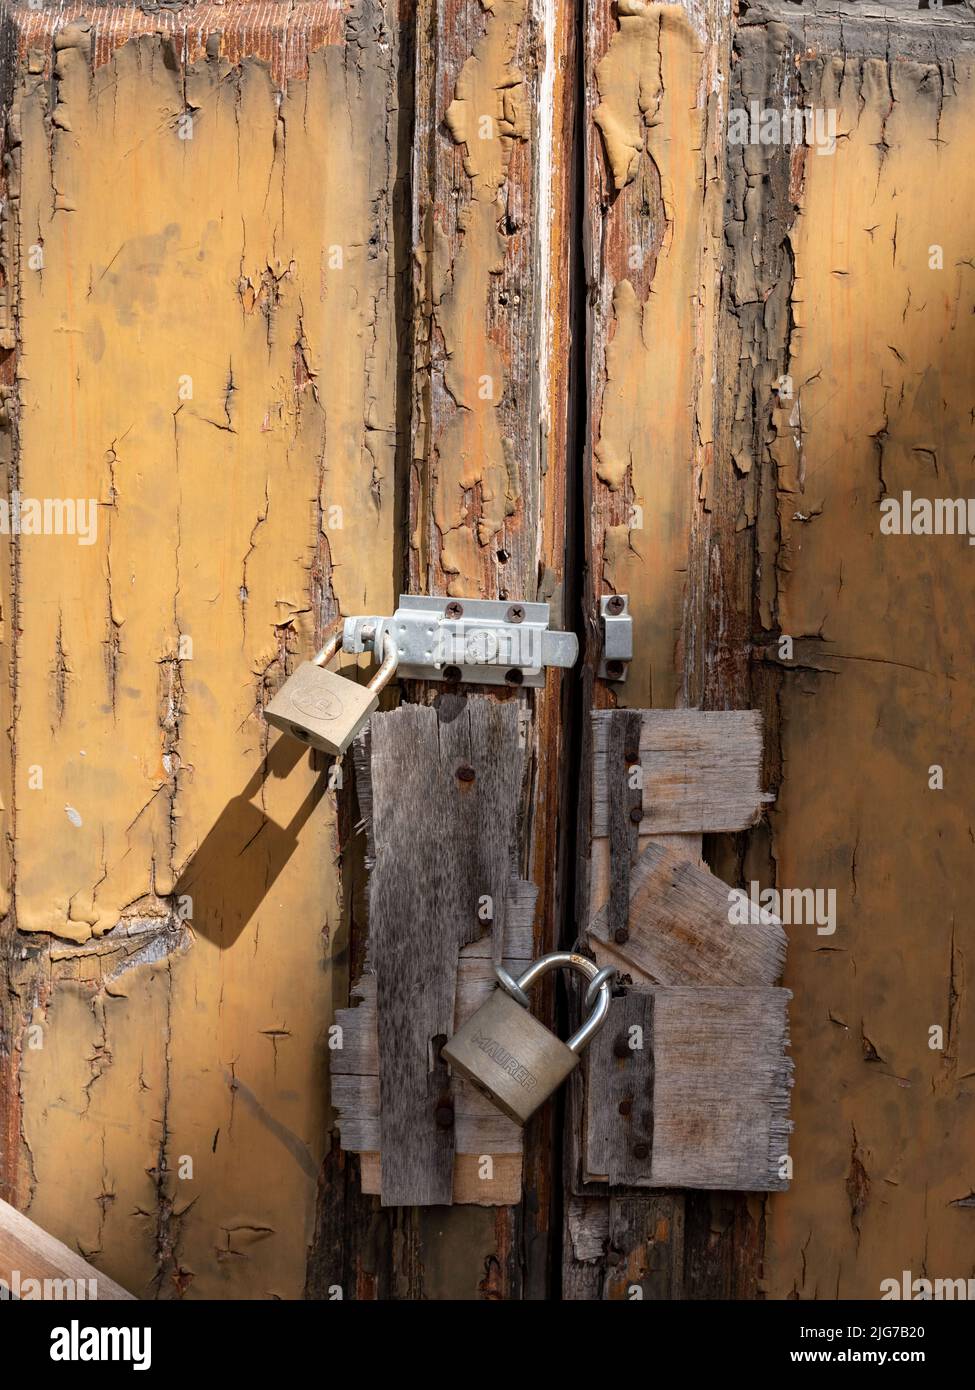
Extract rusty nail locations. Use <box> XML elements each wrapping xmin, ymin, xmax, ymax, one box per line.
<box><xmin>443</xmin><ymin>664</ymin><xmax>462</xmax><ymax>683</ymax></box>
<box><xmin>504</xmin><ymin>668</ymin><xmax>524</xmax><ymax>686</ymax></box>
<box><xmin>613</xmin><ymin>927</ymin><xmax>629</xmax><ymax>945</ymax></box>
<box><xmin>606</xmin><ymin>595</ymin><xmax>625</xmax><ymax>615</ymax></box>
<box><xmin>506</xmin><ymin>604</ymin><xmax>525</xmax><ymax>624</ymax></box>
<box><xmin>435</xmin><ymin>1102</ymin><xmax>454</xmax><ymax>1130</ymax></box>
<box><xmin>613</xmin><ymin>1038</ymin><xmax>631</xmax><ymax>1060</ymax></box>
<box><xmin>633</xmin><ymin>1142</ymin><xmax>650</xmax><ymax>1160</ymax></box>
<box><xmin>629</xmin><ymin>806</ymin><xmax>643</xmax><ymax>824</ymax></box>
<box><xmin>618</xmin><ymin>1097</ymin><xmax>633</xmax><ymax>1116</ymax></box>
<box><xmin>445</xmin><ymin>601</ymin><xmax>464</xmax><ymax>619</ymax></box>
<box><xmin>456</xmin><ymin>764</ymin><xmax>475</xmax><ymax>783</ymax></box>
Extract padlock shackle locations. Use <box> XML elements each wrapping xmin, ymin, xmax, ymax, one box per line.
<box><xmin>371</xmin><ymin>631</ymin><xmax>399</xmax><ymax>693</ymax></box>
<box><xmin>311</xmin><ymin>618</ymin><xmax>345</xmax><ymax>669</ymax></box>
<box><xmin>497</xmin><ymin>951</ymin><xmax>613</xmax><ymax>1055</ymax></box>
<box><xmin>312</xmin><ymin>623</ymin><xmax>399</xmax><ymax>693</ymax></box>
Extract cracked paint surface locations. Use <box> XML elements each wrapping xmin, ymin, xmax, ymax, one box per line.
<box><xmin>413</xmin><ymin>0</ymin><xmax>537</xmax><ymax>600</ymax></box>
<box><xmin>590</xmin><ymin>3</ymin><xmax>706</xmax><ymax>708</ymax></box>
<box><xmin>3</xmin><ymin>7</ymin><xmax>397</xmax><ymax>1298</ymax></box>
<box><xmin>763</xmin><ymin>50</ymin><xmax>975</xmax><ymax>1298</ymax></box>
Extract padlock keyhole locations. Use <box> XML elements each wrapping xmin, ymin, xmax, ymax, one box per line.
<box><xmin>289</xmin><ymin>724</ymin><xmax>312</xmax><ymax>742</ymax></box>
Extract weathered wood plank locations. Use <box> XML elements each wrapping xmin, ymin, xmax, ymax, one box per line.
<box><xmin>606</xmin><ymin>709</ymin><xmax>643</xmax><ymax>944</ymax></box>
<box><xmin>358</xmin><ymin>1153</ymin><xmax>523</xmax><ymax>1207</ymax></box>
<box><xmin>584</xmin><ymin>986</ymin><xmax>792</xmax><ymax>1192</ymax></box>
<box><xmin>583</xmin><ymin>992</ymin><xmax>655</xmax><ymax>1186</ymax></box>
<box><xmin>367</xmin><ymin>699</ymin><xmax>523</xmax><ymax>1206</ymax></box>
<box><xmin>590</xmin><ymin>839</ymin><xmax>787</xmax><ymax>987</ymax></box>
<box><xmin>728</xmin><ymin>11</ymin><xmax>975</xmax><ymax>1298</ymax></box>
<box><xmin>410</xmin><ymin>0</ymin><xmax>550</xmax><ymax>600</ymax></box>
<box><xmin>589</xmin><ymin>830</ymin><xmax>702</xmax><ymax>925</ymax></box>
<box><xmin>567</xmin><ymin>0</ymin><xmax>733</xmax><ymax>1295</ymax></box>
<box><xmin>332</xmin><ymin>875</ymin><xmax>533</xmax><ymax>1176</ymax></box>
<box><xmin>1</xmin><ymin>0</ymin><xmax>403</xmax><ymax>1300</ymax></box>
<box><xmin>405</xmin><ymin>0</ymin><xmax>578</xmax><ymax>1292</ymax></box>
<box><xmin>649</xmin><ymin>987</ymin><xmax>792</xmax><ymax>1192</ymax></box>
<box><xmin>593</xmin><ymin>710</ymin><xmax>772</xmax><ymax>836</ymax></box>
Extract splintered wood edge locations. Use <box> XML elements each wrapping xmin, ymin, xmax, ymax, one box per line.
<box><xmin>591</xmin><ymin>709</ymin><xmax>773</xmax><ymax>836</ymax></box>
<box><xmin>583</xmin><ymin>987</ymin><xmax>794</xmax><ymax>1192</ymax></box>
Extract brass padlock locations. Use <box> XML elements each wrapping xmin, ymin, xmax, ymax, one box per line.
<box><xmin>264</xmin><ymin>623</ymin><xmax>398</xmax><ymax>755</ymax></box>
<box><xmin>442</xmin><ymin>952</ymin><xmax>614</xmax><ymax>1125</ymax></box>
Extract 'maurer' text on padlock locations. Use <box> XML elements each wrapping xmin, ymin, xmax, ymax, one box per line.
<box><xmin>470</xmin><ymin>1030</ymin><xmax>538</xmax><ymax>1092</ymax></box>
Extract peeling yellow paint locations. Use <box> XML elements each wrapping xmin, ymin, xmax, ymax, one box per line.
<box><xmin>433</xmin><ymin>0</ymin><xmax>526</xmax><ymax>591</ymax></box>
<box><xmin>593</xmin><ymin>4</ymin><xmax>704</xmax><ymax>707</ymax></box>
<box><xmin>8</xmin><ymin>30</ymin><xmax>396</xmax><ymax>1297</ymax></box>
<box><xmin>593</xmin><ymin>0</ymin><xmax>668</xmax><ymax>192</ymax></box>
<box><xmin>765</xmin><ymin>53</ymin><xmax>975</xmax><ymax>1298</ymax></box>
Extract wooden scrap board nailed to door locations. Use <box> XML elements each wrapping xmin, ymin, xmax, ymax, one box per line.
<box><xmin>332</xmin><ymin>703</ymin><xmax>792</xmax><ymax>1205</ymax></box>
<box><xmin>583</xmin><ymin>709</ymin><xmax>792</xmax><ymax>1193</ymax></box>
<box><xmin>332</xmin><ymin>696</ymin><xmax>532</xmax><ymax>1207</ymax></box>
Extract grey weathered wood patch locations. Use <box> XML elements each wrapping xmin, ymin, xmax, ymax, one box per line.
<box><xmin>332</xmin><ymin>889</ymin><xmax>533</xmax><ymax>1160</ymax></box>
<box><xmin>593</xmin><ymin>709</ymin><xmax>773</xmax><ymax>836</ymax></box>
<box><xmin>589</xmin><ymin>838</ymin><xmax>786</xmax><ymax>986</ymax></box>
<box><xmin>650</xmin><ymin>986</ymin><xmax>793</xmax><ymax>1191</ymax></box>
<box><xmin>584</xmin><ymin>985</ymin><xmax>793</xmax><ymax>1192</ymax></box>
<box><xmin>333</xmin><ymin>697</ymin><xmax>528</xmax><ymax>1205</ymax></box>
<box><xmin>365</xmin><ymin>698</ymin><xmax>523</xmax><ymax>1204</ymax></box>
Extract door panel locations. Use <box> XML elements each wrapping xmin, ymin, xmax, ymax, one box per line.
<box><xmin>0</xmin><ymin>0</ymin><xmax>970</xmax><ymax>1302</ymax></box>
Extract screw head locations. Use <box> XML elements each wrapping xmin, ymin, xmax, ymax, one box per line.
<box><xmin>456</xmin><ymin>764</ymin><xmax>476</xmax><ymax>783</ymax></box>
<box><xmin>633</xmin><ymin>1142</ymin><xmax>650</xmax><ymax>1160</ymax></box>
<box><xmin>606</xmin><ymin>660</ymin><xmax>625</xmax><ymax>680</ymax></box>
<box><xmin>504</xmin><ymin>668</ymin><xmax>524</xmax><ymax>686</ymax></box>
<box><xmin>506</xmin><ymin>604</ymin><xmax>525</xmax><ymax>624</ymax></box>
<box><xmin>613</xmin><ymin>927</ymin><xmax>629</xmax><ymax>945</ymax></box>
<box><xmin>445</xmin><ymin>601</ymin><xmax>464</xmax><ymax>620</ymax></box>
<box><xmin>606</xmin><ymin>595</ymin><xmax>625</xmax><ymax>615</ymax></box>
<box><xmin>442</xmin><ymin>665</ymin><xmax>462</xmax><ymax>683</ymax></box>
<box><xmin>629</xmin><ymin>806</ymin><xmax>643</xmax><ymax>825</ymax></box>
<box><xmin>435</xmin><ymin>1102</ymin><xmax>455</xmax><ymax>1130</ymax></box>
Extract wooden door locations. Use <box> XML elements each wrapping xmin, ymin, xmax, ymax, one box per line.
<box><xmin>0</xmin><ymin>0</ymin><xmax>971</xmax><ymax>1301</ymax></box>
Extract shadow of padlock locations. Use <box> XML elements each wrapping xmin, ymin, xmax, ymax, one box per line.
<box><xmin>264</xmin><ymin>623</ymin><xmax>398</xmax><ymax>755</ymax></box>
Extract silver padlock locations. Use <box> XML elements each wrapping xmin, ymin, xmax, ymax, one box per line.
<box><xmin>442</xmin><ymin>952</ymin><xmax>615</xmax><ymax>1125</ymax></box>
<box><xmin>264</xmin><ymin>623</ymin><xmax>398</xmax><ymax>756</ymax></box>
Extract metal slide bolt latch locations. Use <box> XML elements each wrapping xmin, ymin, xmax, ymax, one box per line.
<box><xmin>441</xmin><ymin>952</ymin><xmax>615</xmax><ymax>1126</ymax></box>
<box><xmin>264</xmin><ymin>620</ymin><xmax>398</xmax><ymax>756</ymax></box>
<box><xmin>344</xmin><ymin>595</ymin><xmax>579</xmax><ymax>688</ymax></box>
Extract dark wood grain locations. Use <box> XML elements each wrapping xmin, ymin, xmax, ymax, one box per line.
<box><xmin>606</xmin><ymin>710</ymin><xmax>643</xmax><ymax>944</ymax></box>
<box><xmin>584</xmin><ymin>991</ymin><xmax>654</xmax><ymax>1186</ymax></box>
<box><xmin>603</xmin><ymin>1195</ymin><xmax>684</xmax><ymax>1301</ymax></box>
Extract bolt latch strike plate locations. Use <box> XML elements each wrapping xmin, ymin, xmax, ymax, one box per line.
<box><xmin>599</xmin><ymin>594</ymin><xmax>633</xmax><ymax>682</ymax></box>
<box><xmin>342</xmin><ymin>595</ymin><xmax>579</xmax><ymax>688</ymax></box>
